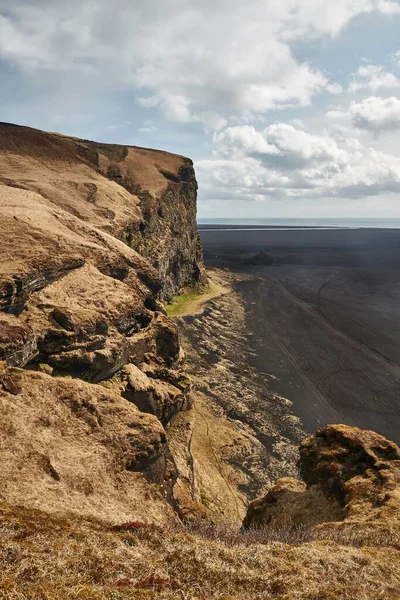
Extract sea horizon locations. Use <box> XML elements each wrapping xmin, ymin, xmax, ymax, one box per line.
<box><xmin>197</xmin><ymin>217</ymin><xmax>400</xmax><ymax>229</ymax></box>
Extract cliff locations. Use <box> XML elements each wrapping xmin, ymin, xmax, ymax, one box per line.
<box><xmin>0</xmin><ymin>122</ymin><xmax>205</xmax><ymax>523</ymax></box>
<box><xmin>0</xmin><ymin>122</ymin><xmax>205</xmax><ymax>301</ymax></box>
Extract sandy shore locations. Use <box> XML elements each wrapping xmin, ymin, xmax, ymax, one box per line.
<box><xmin>199</xmin><ymin>226</ymin><xmax>400</xmax><ymax>443</ymax></box>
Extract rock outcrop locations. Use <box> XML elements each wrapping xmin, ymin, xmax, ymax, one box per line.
<box><xmin>244</xmin><ymin>251</ymin><xmax>274</xmax><ymax>266</ymax></box>
<box><xmin>0</xmin><ymin>122</ymin><xmax>205</xmax><ymax>522</ymax></box>
<box><xmin>243</xmin><ymin>424</ymin><xmax>400</xmax><ymax>534</ymax></box>
<box><xmin>0</xmin><ymin>364</ymin><xmax>177</xmax><ymax>523</ymax></box>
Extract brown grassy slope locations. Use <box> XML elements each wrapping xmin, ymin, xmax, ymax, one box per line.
<box><xmin>0</xmin><ymin>123</ymin><xmax>203</xmax><ymax>527</ymax></box>
<box><xmin>2</xmin><ymin>423</ymin><xmax>399</xmax><ymax>599</ymax></box>
<box><xmin>0</xmin><ymin>122</ymin><xmax>205</xmax><ymax>298</ymax></box>
<box><xmin>0</xmin><ymin>122</ymin><xmax>183</xmax><ymax>232</ymax></box>
<box><xmin>0</xmin><ymin>503</ymin><xmax>399</xmax><ymax>600</ymax></box>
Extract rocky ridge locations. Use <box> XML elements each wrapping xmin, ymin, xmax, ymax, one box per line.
<box><xmin>0</xmin><ymin>122</ymin><xmax>205</xmax><ymax>523</ymax></box>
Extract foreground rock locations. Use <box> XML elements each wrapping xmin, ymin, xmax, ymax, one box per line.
<box><xmin>0</xmin><ymin>365</ymin><xmax>178</xmax><ymax>523</ymax></box>
<box><xmin>243</xmin><ymin>424</ymin><xmax>400</xmax><ymax>535</ymax></box>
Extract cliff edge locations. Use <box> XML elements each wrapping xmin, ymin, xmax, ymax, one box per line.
<box><xmin>0</xmin><ymin>122</ymin><xmax>205</xmax><ymax>523</ymax></box>
<box><xmin>0</xmin><ymin>424</ymin><xmax>399</xmax><ymax>599</ymax></box>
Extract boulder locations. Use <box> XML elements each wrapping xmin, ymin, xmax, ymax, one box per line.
<box><xmin>121</xmin><ymin>363</ymin><xmax>191</xmax><ymax>425</ymax></box>
<box><xmin>243</xmin><ymin>425</ymin><xmax>400</xmax><ymax>530</ymax></box>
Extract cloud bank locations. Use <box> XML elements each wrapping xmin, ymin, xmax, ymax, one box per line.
<box><xmin>197</xmin><ymin>123</ymin><xmax>400</xmax><ymax>201</ymax></box>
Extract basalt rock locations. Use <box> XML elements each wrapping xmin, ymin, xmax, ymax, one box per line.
<box><xmin>243</xmin><ymin>425</ymin><xmax>400</xmax><ymax>530</ymax></box>
<box><xmin>0</xmin><ymin>314</ymin><xmax>37</xmax><ymax>366</ymax></box>
<box><xmin>123</xmin><ymin>163</ymin><xmax>207</xmax><ymax>300</ymax></box>
<box><xmin>120</xmin><ymin>363</ymin><xmax>191</xmax><ymax>426</ymax></box>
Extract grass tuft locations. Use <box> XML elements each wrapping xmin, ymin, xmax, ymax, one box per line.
<box><xmin>165</xmin><ymin>287</ymin><xmax>209</xmax><ymax>317</ymax></box>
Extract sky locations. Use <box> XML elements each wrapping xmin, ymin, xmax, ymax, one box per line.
<box><xmin>2</xmin><ymin>1</ymin><xmax>400</xmax><ymax>218</ymax></box>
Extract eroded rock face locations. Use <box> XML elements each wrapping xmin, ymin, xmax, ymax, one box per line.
<box><xmin>243</xmin><ymin>424</ymin><xmax>400</xmax><ymax>530</ymax></box>
<box><xmin>0</xmin><ymin>123</ymin><xmax>202</xmax><ymax>381</ymax></box>
<box><xmin>0</xmin><ymin>122</ymin><xmax>205</xmax><ymax>299</ymax></box>
<box><xmin>0</xmin><ymin>122</ymin><xmax>204</xmax><ymax>522</ymax></box>
<box><xmin>123</xmin><ymin>163</ymin><xmax>207</xmax><ymax>299</ymax></box>
<box><xmin>121</xmin><ymin>363</ymin><xmax>191</xmax><ymax>425</ymax></box>
<box><xmin>242</xmin><ymin>477</ymin><xmax>344</xmax><ymax>528</ymax></box>
<box><xmin>299</xmin><ymin>423</ymin><xmax>400</xmax><ymax>502</ymax></box>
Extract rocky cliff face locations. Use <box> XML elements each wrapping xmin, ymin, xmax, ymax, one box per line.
<box><xmin>0</xmin><ymin>123</ymin><xmax>205</xmax><ymax>300</ymax></box>
<box><xmin>0</xmin><ymin>122</ymin><xmax>205</xmax><ymax>523</ymax></box>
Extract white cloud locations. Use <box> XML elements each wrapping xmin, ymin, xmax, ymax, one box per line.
<box><xmin>214</xmin><ymin>124</ymin><xmax>347</xmax><ymax>168</ymax></box>
<box><xmin>2</xmin><ymin>0</ymin><xmax>400</xmax><ymax>214</ymax></box>
<box><xmin>0</xmin><ymin>0</ymin><xmax>398</xmax><ymax>128</ymax></box>
<box><xmin>136</xmin><ymin>96</ymin><xmax>160</xmax><ymax>109</ymax></box>
<box><xmin>393</xmin><ymin>50</ymin><xmax>400</xmax><ymax>67</ymax></box>
<box><xmin>160</xmin><ymin>94</ymin><xmax>192</xmax><ymax>123</ymax></box>
<box><xmin>349</xmin><ymin>96</ymin><xmax>400</xmax><ymax>132</ymax></box>
<box><xmin>196</xmin><ymin>122</ymin><xmax>400</xmax><ymax>201</ymax></box>
<box><xmin>0</xmin><ymin>14</ymin><xmax>51</xmax><ymax>69</ymax></box>
<box><xmin>376</xmin><ymin>0</ymin><xmax>400</xmax><ymax>13</ymax></box>
<box><xmin>349</xmin><ymin>64</ymin><xmax>400</xmax><ymax>92</ymax></box>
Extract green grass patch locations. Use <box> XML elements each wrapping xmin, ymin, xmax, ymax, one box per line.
<box><xmin>165</xmin><ymin>287</ymin><xmax>209</xmax><ymax>317</ymax></box>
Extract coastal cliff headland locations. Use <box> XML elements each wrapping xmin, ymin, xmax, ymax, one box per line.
<box><xmin>0</xmin><ymin>123</ymin><xmax>399</xmax><ymax>599</ymax></box>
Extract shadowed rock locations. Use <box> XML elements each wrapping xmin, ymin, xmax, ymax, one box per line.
<box><xmin>244</xmin><ymin>251</ymin><xmax>274</xmax><ymax>266</ymax></box>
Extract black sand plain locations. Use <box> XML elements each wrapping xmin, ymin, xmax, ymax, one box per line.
<box><xmin>199</xmin><ymin>225</ymin><xmax>400</xmax><ymax>442</ymax></box>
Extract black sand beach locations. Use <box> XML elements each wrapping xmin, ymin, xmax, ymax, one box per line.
<box><xmin>199</xmin><ymin>226</ymin><xmax>400</xmax><ymax>442</ymax></box>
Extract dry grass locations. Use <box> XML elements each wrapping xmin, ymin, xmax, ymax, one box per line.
<box><xmin>0</xmin><ymin>504</ymin><xmax>399</xmax><ymax>600</ymax></box>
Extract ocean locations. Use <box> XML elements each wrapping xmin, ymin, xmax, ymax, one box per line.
<box><xmin>197</xmin><ymin>217</ymin><xmax>400</xmax><ymax>229</ymax></box>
